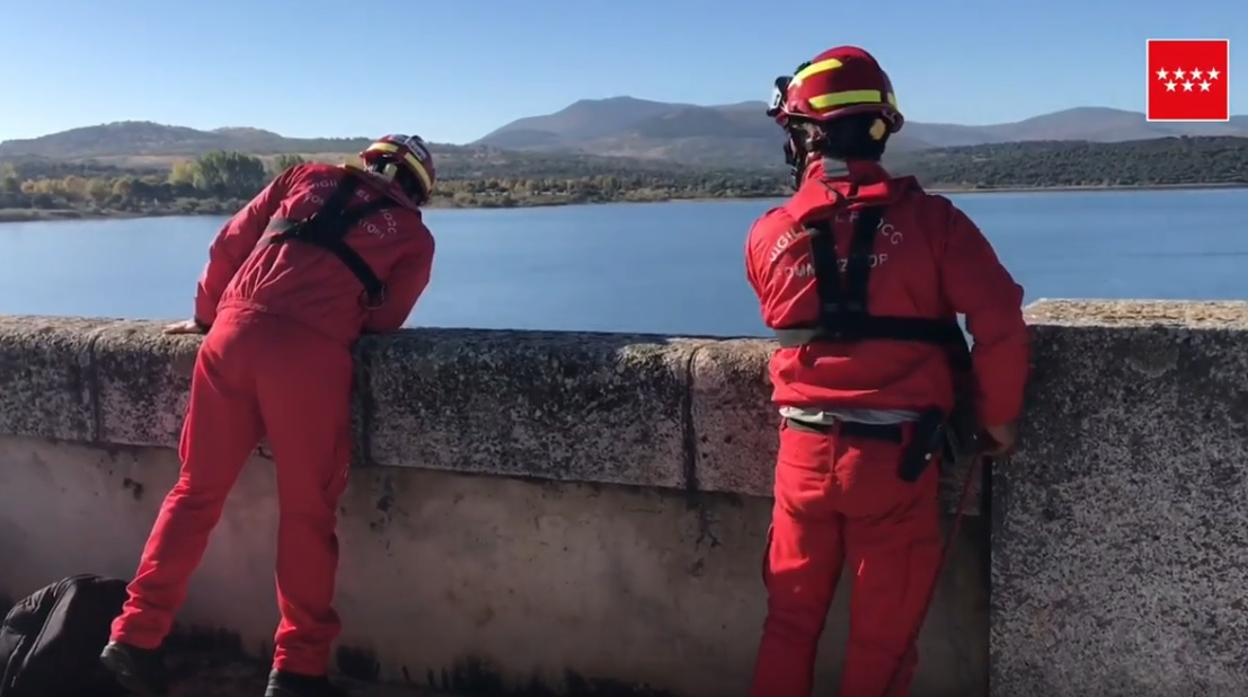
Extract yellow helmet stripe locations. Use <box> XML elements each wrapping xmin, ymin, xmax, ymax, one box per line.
<box><xmin>808</xmin><ymin>89</ymin><xmax>885</xmax><ymax>110</ymax></box>
<box><xmin>792</xmin><ymin>58</ymin><xmax>844</xmax><ymax>85</ymax></box>
<box><xmin>402</xmin><ymin>153</ymin><xmax>433</xmax><ymax>193</ymax></box>
<box><xmin>366</xmin><ymin>142</ymin><xmax>433</xmax><ymax>193</ymax></box>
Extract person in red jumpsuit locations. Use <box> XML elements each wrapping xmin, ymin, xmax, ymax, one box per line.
<box><xmin>100</xmin><ymin>134</ymin><xmax>438</xmax><ymax>697</ymax></box>
<box><xmin>745</xmin><ymin>47</ymin><xmax>1029</xmax><ymax>697</ymax></box>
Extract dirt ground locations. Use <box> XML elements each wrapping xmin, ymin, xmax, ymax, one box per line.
<box><xmin>162</xmin><ymin>641</ymin><xmax>449</xmax><ymax>697</ymax></box>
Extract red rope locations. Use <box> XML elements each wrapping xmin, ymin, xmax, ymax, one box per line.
<box><xmin>879</xmin><ymin>453</ymin><xmax>990</xmax><ymax>697</ymax></box>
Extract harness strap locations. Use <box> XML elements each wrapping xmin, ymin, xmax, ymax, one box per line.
<box><xmin>773</xmin><ymin>318</ymin><xmax>968</xmax><ymax>348</ymax></box>
<box><xmin>844</xmin><ymin>206</ymin><xmax>882</xmax><ymax>314</ymax></box>
<box><xmin>773</xmin><ymin>203</ymin><xmax>971</xmax><ymax>370</ymax></box>
<box><xmin>806</xmin><ymin>219</ymin><xmax>844</xmax><ymax>316</ymax></box>
<box><xmin>267</xmin><ymin>173</ymin><xmax>389</xmax><ymax>307</ymax></box>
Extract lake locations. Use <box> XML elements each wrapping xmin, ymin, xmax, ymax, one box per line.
<box><xmin>1</xmin><ymin>189</ymin><xmax>1246</xmax><ymax>337</ymax></box>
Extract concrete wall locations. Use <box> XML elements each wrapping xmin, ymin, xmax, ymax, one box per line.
<box><xmin>1</xmin><ymin>301</ymin><xmax>1243</xmax><ymax>695</ymax></box>
<box><xmin>993</xmin><ymin>301</ymin><xmax>1248</xmax><ymax>697</ymax></box>
<box><xmin>0</xmin><ymin>315</ymin><xmax>985</xmax><ymax>696</ymax></box>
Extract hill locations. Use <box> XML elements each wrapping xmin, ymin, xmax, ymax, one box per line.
<box><xmin>478</xmin><ymin>100</ymin><xmax>1248</xmax><ymax>166</ymax></box>
<box><xmin>0</xmin><ymin>121</ymin><xmax>374</xmax><ymax>160</ymax></box>
<box><xmin>0</xmin><ymin>119</ymin><xmax>767</xmax><ymax>176</ymax></box>
<box><xmin>7</xmin><ymin>103</ymin><xmax>1247</xmax><ymax>172</ymax></box>
<box><xmin>476</xmin><ymin>96</ymin><xmax>936</xmax><ymax>166</ymax></box>
<box><xmin>907</xmin><ymin>107</ymin><xmax>1248</xmax><ymax>147</ymax></box>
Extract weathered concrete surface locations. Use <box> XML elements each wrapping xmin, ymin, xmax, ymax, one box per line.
<box><xmin>687</xmin><ymin>339</ymin><xmax>776</xmax><ymax>496</ymax></box>
<box><xmin>359</xmin><ymin>330</ymin><xmax>700</xmax><ymax>490</ymax></box>
<box><xmin>0</xmin><ymin>316</ymin><xmax>982</xmax><ymax>511</ymax></box>
<box><xmin>12</xmin><ymin>304</ymin><xmax>1247</xmax><ymax>694</ymax></box>
<box><xmin>0</xmin><ymin>435</ymin><xmax>986</xmax><ymax>697</ymax></box>
<box><xmin>0</xmin><ymin>316</ymin><xmax>109</xmax><ymax>441</ymax></box>
<box><xmin>993</xmin><ymin>300</ymin><xmax>1248</xmax><ymax>697</ymax></box>
<box><xmin>91</xmin><ymin>321</ymin><xmax>198</xmax><ymax>447</ymax></box>
<box><xmin>0</xmin><ymin>314</ymin><xmax>1016</xmax><ymax>693</ymax></box>
<box><xmin>1023</xmin><ymin>298</ymin><xmax>1248</xmax><ymax>327</ymax></box>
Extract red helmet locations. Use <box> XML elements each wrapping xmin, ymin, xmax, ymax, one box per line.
<box><xmin>767</xmin><ymin>46</ymin><xmax>904</xmax><ymax>134</ymax></box>
<box><xmin>359</xmin><ymin>134</ymin><xmax>436</xmax><ymax>204</ymax></box>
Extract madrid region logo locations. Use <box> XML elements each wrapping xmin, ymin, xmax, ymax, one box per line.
<box><xmin>1146</xmin><ymin>39</ymin><xmax>1230</xmax><ymax>122</ymax></box>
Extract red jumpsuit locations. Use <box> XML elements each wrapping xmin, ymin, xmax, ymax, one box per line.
<box><xmin>110</xmin><ymin>163</ymin><xmax>434</xmax><ymax>677</ymax></box>
<box><xmin>745</xmin><ymin>160</ymin><xmax>1029</xmax><ymax>697</ymax></box>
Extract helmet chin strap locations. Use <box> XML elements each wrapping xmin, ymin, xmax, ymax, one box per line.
<box><xmin>785</xmin><ymin>126</ymin><xmax>844</xmax><ymax>188</ymax></box>
<box><xmin>783</xmin><ymin>130</ymin><xmax>807</xmax><ymax>189</ymax></box>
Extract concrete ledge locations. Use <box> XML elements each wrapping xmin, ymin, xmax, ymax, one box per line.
<box><xmin>1024</xmin><ymin>298</ymin><xmax>1248</xmax><ymax>328</ymax></box>
<box><xmin>3</xmin><ymin>302</ymin><xmax>1244</xmax><ymax>695</ymax></box>
<box><xmin>0</xmin><ymin>315</ymin><xmax>989</xmax><ymax>511</ymax></box>
<box><xmin>994</xmin><ymin>300</ymin><xmax>1248</xmax><ymax>697</ymax></box>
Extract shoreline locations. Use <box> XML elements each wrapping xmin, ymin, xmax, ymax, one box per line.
<box><xmin>3</xmin><ymin>181</ymin><xmax>1245</xmax><ymax>223</ymax></box>
<box><xmin>928</xmin><ymin>181</ymin><xmax>1248</xmax><ymax>195</ymax></box>
<box><xmin>0</xmin><ymin>208</ymin><xmax>209</xmax><ymax>224</ymax></box>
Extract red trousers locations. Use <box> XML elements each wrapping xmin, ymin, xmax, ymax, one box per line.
<box><xmin>750</xmin><ymin>421</ymin><xmax>942</xmax><ymax>697</ymax></box>
<box><xmin>111</xmin><ymin>309</ymin><xmax>354</xmax><ymax>676</ymax></box>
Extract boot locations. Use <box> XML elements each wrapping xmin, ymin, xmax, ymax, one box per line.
<box><xmin>264</xmin><ymin>669</ymin><xmax>350</xmax><ymax>697</ymax></box>
<box><xmin>99</xmin><ymin>641</ymin><xmax>170</xmax><ymax>697</ymax></box>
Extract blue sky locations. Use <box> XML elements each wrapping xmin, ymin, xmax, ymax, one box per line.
<box><xmin>1</xmin><ymin>0</ymin><xmax>1244</xmax><ymax>144</ymax></box>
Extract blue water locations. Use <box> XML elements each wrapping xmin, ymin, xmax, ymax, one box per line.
<box><xmin>1</xmin><ymin>189</ymin><xmax>1245</xmax><ymax>337</ymax></box>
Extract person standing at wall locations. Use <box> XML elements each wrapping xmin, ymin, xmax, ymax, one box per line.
<box><xmin>100</xmin><ymin>135</ymin><xmax>438</xmax><ymax>697</ymax></box>
<box><xmin>744</xmin><ymin>46</ymin><xmax>1030</xmax><ymax>697</ymax></box>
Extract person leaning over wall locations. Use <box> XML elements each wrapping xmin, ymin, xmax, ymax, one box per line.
<box><xmin>743</xmin><ymin>45</ymin><xmax>1030</xmax><ymax>697</ymax></box>
<box><xmin>100</xmin><ymin>135</ymin><xmax>438</xmax><ymax>697</ymax></box>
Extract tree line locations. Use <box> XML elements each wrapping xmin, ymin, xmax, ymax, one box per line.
<box><xmin>2</xmin><ymin>136</ymin><xmax>1246</xmax><ymax>220</ymax></box>
<box><xmin>0</xmin><ymin>150</ymin><xmax>789</xmax><ymax>216</ymax></box>
<box><xmin>888</xmin><ymin>136</ymin><xmax>1248</xmax><ymax>188</ymax></box>
<box><xmin>0</xmin><ymin>152</ymin><xmax>308</xmax><ymax>217</ymax></box>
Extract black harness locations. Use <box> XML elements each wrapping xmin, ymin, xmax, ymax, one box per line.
<box><xmin>266</xmin><ymin>173</ymin><xmax>390</xmax><ymax>308</ymax></box>
<box><xmin>773</xmin><ymin>203</ymin><xmax>977</xmax><ymax>481</ymax></box>
<box><xmin>773</xmin><ymin>204</ymin><xmax>971</xmax><ymax>371</ymax></box>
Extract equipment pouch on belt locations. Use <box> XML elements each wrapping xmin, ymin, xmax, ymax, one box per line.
<box><xmin>942</xmin><ymin>392</ymin><xmax>981</xmax><ymax>466</ymax></box>
<box><xmin>898</xmin><ymin>408</ymin><xmax>946</xmax><ymax>482</ymax></box>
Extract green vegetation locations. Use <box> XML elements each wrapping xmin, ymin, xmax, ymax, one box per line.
<box><xmin>434</xmin><ymin>172</ymin><xmax>786</xmax><ymax>208</ymax></box>
<box><xmin>889</xmin><ymin>136</ymin><xmax>1248</xmax><ymax>189</ymax></box>
<box><xmin>1</xmin><ymin>136</ymin><xmax>1245</xmax><ymax>222</ymax></box>
<box><xmin>0</xmin><ymin>156</ymin><xmax>252</xmax><ymax>219</ymax></box>
<box><xmin>270</xmin><ymin>154</ymin><xmax>307</xmax><ymax>176</ymax></box>
<box><xmin>0</xmin><ymin>150</ymin><xmax>790</xmax><ymax>219</ymax></box>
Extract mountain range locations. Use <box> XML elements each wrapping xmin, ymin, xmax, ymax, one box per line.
<box><xmin>475</xmin><ymin>98</ymin><xmax>1248</xmax><ymax>166</ymax></box>
<box><xmin>0</xmin><ymin>121</ymin><xmax>374</xmax><ymax>161</ymax></box>
<box><xmin>2</xmin><ymin>98</ymin><xmax>1246</xmax><ymax>170</ymax></box>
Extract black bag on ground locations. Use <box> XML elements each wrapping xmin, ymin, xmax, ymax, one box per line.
<box><xmin>0</xmin><ymin>574</ymin><xmax>128</xmax><ymax>697</ymax></box>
